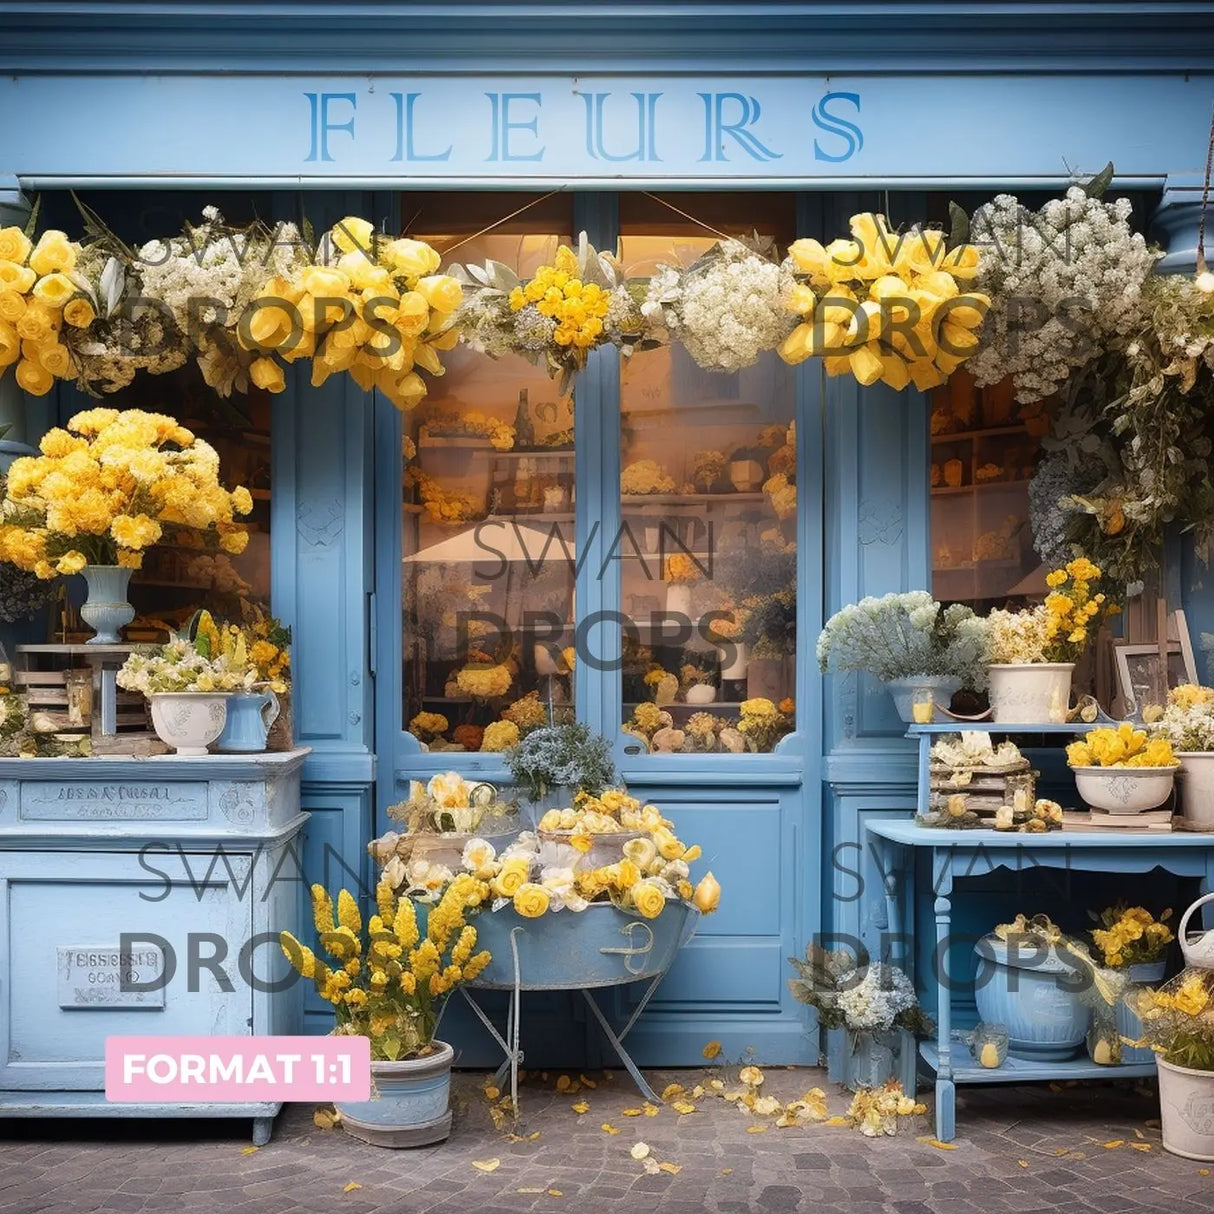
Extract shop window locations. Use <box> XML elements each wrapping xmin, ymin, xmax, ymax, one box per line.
<box><xmin>929</xmin><ymin>369</ymin><xmax>1048</xmax><ymax>609</ymax></box>
<box><xmin>616</xmin><ymin>194</ymin><xmax>798</xmax><ymax>754</ymax></box>
<box><xmin>400</xmin><ymin>198</ymin><xmax>576</xmax><ymax>751</ymax></box>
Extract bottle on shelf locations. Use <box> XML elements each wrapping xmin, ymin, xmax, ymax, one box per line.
<box><xmin>514</xmin><ymin>388</ymin><xmax>535</xmax><ymax>450</ymax></box>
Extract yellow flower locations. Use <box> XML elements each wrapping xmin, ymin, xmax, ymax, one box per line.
<box><xmin>31</xmin><ymin>272</ymin><xmax>75</xmax><ymax>310</ymax></box>
<box><xmin>0</xmin><ymin>290</ymin><xmax>26</xmax><ymax>323</ymax></box>
<box><xmin>693</xmin><ymin>872</ymin><xmax>721</xmax><ymax>913</ymax></box>
<box><xmin>63</xmin><ymin>295</ymin><xmax>97</xmax><ymax>329</ymax></box>
<box><xmin>109</xmin><ymin>513</ymin><xmax>163</xmax><ymax>550</ymax></box>
<box><xmin>631</xmin><ymin>882</ymin><xmax>666</xmax><ymax>919</ymax></box>
<box><xmin>249</xmin><ymin>356</ymin><xmax>285</xmax><ymax>393</ymax></box>
<box><xmin>480</xmin><ymin>720</ymin><xmax>520</xmax><ymax>752</ymax></box>
<box><xmin>513</xmin><ymin>882</ymin><xmax>551</xmax><ymax>918</ymax></box>
<box><xmin>382</xmin><ymin>238</ymin><xmax>442</xmax><ymax>279</ymax></box>
<box><xmin>55</xmin><ymin>550</ymin><xmax>87</xmax><ymax>576</ymax></box>
<box><xmin>29</xmin><ymin>231</ymin><xmax>77</xmax><ymax>276</ymax></box>
<box><xmin>491</xmin><ymin>857</ymin><xmax>531</xmax><ymax>899</ymax></box>
<box><xmin>331</xmin><ymin>216</ymin><xmax>376</xmax><ymax>255</ymax></box>
<box><xmin>0</xmin><ymin>226</ymin><xmax>32</xmax><ymax>263</ymax></box>
<box><xmin>337</xmin><ymin>888</ymin><xmax>361</xmax><ymax>934</ymax></box>
<box><xmin>15</xmin><ymin>358</ymin><xmax>53</xmax><ymax>396</ymax></box>
<box><xmin>414</xmin><ymin>274</ymin><xmax>463</xmax><ymax>313</ymax></box>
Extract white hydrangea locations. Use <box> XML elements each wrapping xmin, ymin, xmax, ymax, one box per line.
<box><xmin>836</xmin><ymin>964</ymin><xmax>919</xmax><ymax>1031</ymax></box>
<box><xmin>967</xmin><ymin>186</ymin><xmax>1160</xmax><ymax>402</ymax></box>
<box><xmin>645</xmin><ymin>241</ymin><xmax>795</xmax><ymax>372</ymax></box>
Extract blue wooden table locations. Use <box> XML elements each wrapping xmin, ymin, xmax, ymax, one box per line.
<box><xmin>866</xmin><ymin>818</ymin><xmax>1214</xmax><ymax>1142</ymax></box>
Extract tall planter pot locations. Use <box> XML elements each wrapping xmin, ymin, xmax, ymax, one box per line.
<box><xmin>148</xmin><ymin>692</ymin><xmax>229</xmax><ymax>756</ymax></box>
<box><xmin>1157</xmin><ymin>1057</ymin><xmax>1214</xmax><ymax>1161</ymax></box>
<box><xmin>987</xmin><ymin>662</ymin><xmax>1074</xmax><ymax>725</ymax></box>
<box><xmin>1177</xmin><ymin>753</ymin><xmax>1214</xmax><ymax>829</ymax></box>
<box><xmin>1116</xmin><ymin>960</ymin><xmax>1167</xmax><ymax>1064</ymax></box>
<box><xmin>337</xmin><ymin>1042</ymin><xmax>454</xmax><ymax>1148</ymax></box>
<box><xmin>842</xmin><ymin>1028</ymin><xmax>899</xmax><ymax>1092</ymax></box>
<box><xmin>79</xmin><ymin>564</ymin><xmax>135</xmax><ymax>645</ymax></box>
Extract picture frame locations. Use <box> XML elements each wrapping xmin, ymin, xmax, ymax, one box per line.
<box><xmin>1113</xmin><ymin>640</ymin><xmax>1198</xmax><ymax>714</ymax></box>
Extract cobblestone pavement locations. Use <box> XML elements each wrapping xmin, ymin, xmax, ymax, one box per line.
<box><xmin>1</xmin><ymin>1067</ymin><xmax>1211</xmax><ymax>1213</ymax></box>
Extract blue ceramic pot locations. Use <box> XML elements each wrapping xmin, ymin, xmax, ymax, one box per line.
<box><xmin>216</xmin><ymin>690</ymin><xmax>280</xmax><ymax>753</ymax></box>
<box><xmin>974</xmin><ymin>936</ymin><xmax>1090</xmax><ymax>1061</ymax></box>
<box><xmin>1117</xmin><ymin>960</ymin><xmax>1167</xmax><ymax>1063</ymax></box>
<box><xmin>336</xmin><ymin>1041</ymin><xmax>453</xmax><ymax>1148</ymax></box>
<box><xmin>79</xmin><ymin>564</ymin><xmax>135</xmax><ymax>645</ymax></box>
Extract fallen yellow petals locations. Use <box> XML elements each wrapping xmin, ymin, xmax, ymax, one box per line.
<box><xmin>1049</xmin><ymin>1083</ymin><xmax>1063</xmax><ymax>1092</ymax></box>
<box><xmin>343</xmin><ymin>1183</ymin><xmax>362</xmax><ymax>1193</ymax></box>
<box><xmin>571</xmin><ymin>1101</ymin><xmax>590</xmax><ymax>1115</ymax></box>
<box><xmin>580</xmin><ymin>1074</ymin><xmax>598</xmax><ymax>1089</ymax></box>
<box><xmin>1129</xmin><ymin>1142</ymin><xmax>1152</xmax><ymax>1153</ymax></box>
<box><xmin>691</xmin><ymin>1084</ymin><xmax>706</xmax><ymax>1098</ymax></box>
<box><xmin>708</xmin><ymin>1079</ymin><xmax>725</xmax><ymax>1092</ymax></box>
<box><xmin>556</xmin><ymin>1075</ymin><xmax>573</xmax><ymax>1092</ymax></box>
<box><xmin>621</xmin><ymin>1108</ymin><xmax>644</xmax><ymax>1117</ymax></box>
<box><xmin>703</xmin><ymin>1041</ymin><xmax>723</xmax><ymax>1059</ymax></box>
<box><xmin>672</xmin><ymin>1101</ymin><xmax>697</xmax><ymax>1115</ymax></box>
<box><xmin>746</xmin><ymin>1125</ymin><xmax>767</xmax><ymax>1134</ymax></box>
<box><xmin>662</xmin><ymin>1083</ymin><xmax>685</xmax><ymax>1100</ymax></box>
<box><xmin>488</xmin><ymin>1107</ymin><xmax>506</xmax><ymax>1130</ymax></box>
<box><xmin>548</xmin><ymin>1190</ymin><xmax>563</xmax><ymax>1197</ymax></box>
<box><xmin>1018</xmin><ymin>1160</ymin><xmax>1028</xmax><ymax>1168</ymax></box>
<box><xmin>1199</xmin><ymin>1167</ymin><xmax>1210</xmax><ymax>1176</ymax></box>
<box><xmin>601</xmin><ymin>1123</ymin><xmax>620</xmax><ymax>1134</ymax></box>
<box><xmin>240</xmin><ymin>1146</ymin><xmax>259</xmax><ymax>1155</ymax></box>
<box><xmin>1103</xmin><ymin>1140</ymin><xmax>1124</xmax><ymax>1150</ymax></box>
<box><xmin>642</xmin><ymin>1158</ymin><xmax>661</xmax><ymax>1176</ymax></box>
<box><xmin>313</xmin><ymin>1108</ymin><xmax>339</xmax><ymax>1129</ymax></box>
<box><xmin>472</xmin><ymin>1159</ymin><xmax>501</xmax><ymax>1172</ymax></box>
<box><xmin>518</xmin><ymin>1188</ymin><xmax>546</xmax><ymax>1194</ymax></box>
<box><xmin>721</xmin><ymin>1168</ymin><xmax>733</xmax><ymax>1175</ymax></box>
<box><xmin>1053</xmin><ymin>1148</ymin><xmax>1069</xmax><ymax>1156</ymax></box>
<box><xmin>915</xmin><ymin>1136</ymin><xmax>958</xmax><ymax>1150</ymax></box>
<box><xmin>643</xmin><ymin>1103</ymin><xmax>660</xmax><ymax>1117</ymax></box>
<box><xmin>738</xmin><ymin>1065</ymin><xmax>764</xmax><ymax>1087</ymax></box>
<box><xmin>658</xmin><ymin>1162</ymin><xmax>682</xmax><ymax>1175</ymax></box>
<box><xmin>752</xmin><ymin>1095</ymin><xmax>782</xmax><ymax>1117</ymax></box>
<box><xmin>824</xmin><ymin>1116</ymin><xmax>850</xmax><ymax>1127</ymax></box>
<box><xmin>630</xmin><ymin>1142</ymin><xmax>651</xmax><ymax>1160</ymax></box>
<box><xmin>484</xmin><ymin>1085</ymin><xmax>501</xmax><ymax>1101</ymax></box>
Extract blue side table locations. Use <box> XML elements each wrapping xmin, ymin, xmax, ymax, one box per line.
<box><xmin>866</xmin><ymin>818</ymin><xmax>1214</xmax><ymax>1142</ymax></box>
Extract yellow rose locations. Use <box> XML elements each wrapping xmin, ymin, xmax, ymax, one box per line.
<box><xmin>331</xmin><ymin>216</ymin><xmax>376</xmax><ymax>255</ymax></box>
<box><xmin>16</xmin><ymin>302</ymin><xmax>57</xmax><ymax>343</ymax></box>
<box><xmin>62</xmin><ymin>295</ymin><xmax>97</xmax><ymax>329</ymax></box>
<box><xmin>300</xmin><ymin>265</ymin><xmax>351</xmax><ymax>299</ymax></box>
<box><xmin>513</xmin><ymin>882</ymin><xmax>551</xmax><ymax>919</ymax></box>
<box><xmin>35</xmin><ymin>342</ymin><xmax>72</xmax><ymax>377</ymax></box>
<box><xmin>652</xmin><ymin>828</ymin><xmax>684</xmax><ymax>862</ymax></box>
<box><xmin>249</xmin><ymin>356</ymin><xmax>285</xmax><ymax>393</ymax></box>
<box><xmin>28</xmin><ymin>230</ymin><xmax>77</xmax><ymax>276</ymax></box>
<box><xmin>492</xmin><ymin>858</ymin><xmax>530</xmax><ymax>899</ymax></box>
<box><xmin>14</xmin><ymin>358</ymin><xmax>53</xmax><ymax>396</ymax></box>
<box><xmin>383</xmin><ymin>238</ymin><xmax>441</xmax><ymax>279</ymax></box>
<box><xmin>32</xmin><ymin>272</ymin><xmax>76</xmax><ymax>309</ymax></box>
<box><xmin>631</xmin><ymin>882</ymin><xmax>666</xmax><ymax>919</ymax></box>
<box><xmin>0</xmin><ymin>260</ymin><xmax>36</xmax><ymax>293</ymax></box>
<box><xmin>414</xmin><ymin>274</ymin><xmax>463</xmax><ymax>313</ymax></box>
<box><xmin>55</xmin><ymin>550</ymin><xmax>87</xmax><ymax>576</ymax></box>
<box><xmin>0</xmin><ymin>227</ymin><xmax>32</xmax><ymax>264</ymax></box>
<box><xmin>0</xmin><ymin>290</ymin><xmax>26</xmax><ymax>323</ymax></box>
<box><xmin>692</xmin><ymin>872</ymin><xmax>721</xmax><ymax>914</ymax></box>
<box><xmin>0</xmin><ymin>321</ymin><xmax>18</xmax><ymax>366</ymax></box>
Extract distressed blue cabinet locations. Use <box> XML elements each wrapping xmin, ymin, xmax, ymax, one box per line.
<box><xmin>0</xmin><ymin>751</ymin><xmax>309</xmax><ymax>1144</ymax></box>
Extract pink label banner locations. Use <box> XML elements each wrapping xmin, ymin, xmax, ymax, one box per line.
<box><xmin>105</xmin><ymin>1035</ymin><xmax>371</xmax><ymax>1103</ymax></box>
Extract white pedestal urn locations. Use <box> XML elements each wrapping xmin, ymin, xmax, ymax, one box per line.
<box><xmin>1177</xmin><ymin>753</ymin><xmax>1214</xmax><ymax>829</ymax></box>
<box><xmin>337</xmin><ymin>1042</ymin><xmax>455</xmax><ymax>1148</ymax></box>
<box><xmin>1071</xmin><ymin>766</ymin><xmax>1177</xmax><ymax>814</ymax></box>
<box><xmin>1158</xmin><ymin>1058</ymin><xmax>1214</xmax><ymax>1161</ymax></box>
<box><xmin>79</xmin><ymin>564</ymin><xmax>136</xmax><ymax>645</ymax></box>
<box><xmin>987</xmin><ymin>662</ymin><xmax>1074</xmax><ymax>725</ymax></box>
<box><xmin>148</xmin><ymin>692</ymin><xmax>230</xmax><ymax>756</ymax></box>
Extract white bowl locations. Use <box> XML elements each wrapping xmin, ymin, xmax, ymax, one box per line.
<box><xmin>1071</xmin><ymin>765</ymin><xmax>1177</xmax><ymax>814</ymax></box>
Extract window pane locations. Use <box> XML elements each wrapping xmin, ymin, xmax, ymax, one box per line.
<box><xmin>616</xmin><ymin>219</ymin><xmax>797</xmax><ymax>755</ymax></box>
<box><xmin>401</xmin><ymin>227</ymin><xmax>576</xmax><ymax>753</ymax></box>
<box><xmin>929</xmin><ymin>370</ymin><xmax>1048</xmax><ymax>609</ymax></box>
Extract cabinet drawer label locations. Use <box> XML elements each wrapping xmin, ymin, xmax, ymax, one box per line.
<box><xmin>58</xmin><ymin>945</ymin><xmax>167</xmax><ymax>1009</ymax></box>
<box><xmin>23</xmin><ymin>783</ymin><xmax>206</xmax><ymax>821</ymax></box>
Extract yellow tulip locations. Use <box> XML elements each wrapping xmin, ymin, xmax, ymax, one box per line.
<box><xmin>14</xmin><ymin>357</ymin><xmax>53</xmax><ymax>395</ymax></box>
<box><xmin>330</xmin><ymin>216</ymin><xmax>376</xmax><ymax>255</ymax></box>
<box><xmin>0</xmin><ymin>226</ymin><xmax>32</xmax><ymax>263</ymax></box>
<box><xmin>933</xmin><ymin>349</ymin><xmax>967</xmax><ymax>377</ymax></box>
<box><xmin>31</xmin><ymin>272</ymin><xmax>75</xmax><ymax>309</ymax></box>
<box><xmin>849</xmin><ymin>342</ymin><xmax>885</xmax><ymax>386</ymax></box>
<box><xmin>692</xmin><ymin>872</ymin><xmax>721</xmax><ymax>914</ymax></box>
<box><xmin>822</xmin><ymin>354</ymin><xmax>853</xmax><ymax>376</ymax></box>
<box><xmin>942</xmin><ymin>244</ymin><xmax>982</xmax><ymax>280</ymax></box>
<box><xmin>777</xmin><ymin>322</ymin><xmax>815</xmax><ymax>366</ymax></box>
<box><xmin>299</xmin><ymin>265</ymin><xmax>351</xmax><ymax>299</ymax></box>
<box><xmin>249</xmin><ymin>356</ymin><xmax>286</xmax><ymax>393</ymax></box>
<box><xmin>938</xmin><ymin>320</ymin><xmax>980</xmax><ymax>354</ymax></box>
<box><xmin>29</xmin><ymin>230</ymin><xmax>77</xmax><ymax>275</ymax></box>
<box><xmin>915</xmin><ymin>270</ymin><xmax>960</xmax><ymax>301</ymax></box>
<box><xmin>879</xmin><ymin>352</ymin><xmax>911</xmax><ymax>390</ymax></box>
<box><xmin>816</xmin><ymin>289</ymin><xmax>858</xmax><ymax>327</ymax></box>
<box><xmin>942</xmin><ymin>292</ymin><xmax>990</xmax><ymax>330</ymax></box>
<box><xmin>849</xmin><ymin>212</ymin><xmax>896</xmax><ymax>277</ymax></box>
<box><xmin>413</xmin><ymin>342</ymin><xmax>445</xmax><ymax>375</ymax></box>
<box><xmin>908</xmin><ymin>360</ymin><xmax>947</xmax><ymax>391</ymax></box>
<box><xmin>337</xmin><ymin>250</ymin><xmax>391</xmax><ymax>291</ymax></box>
<box><xmin>823</xmin><ymin>238</ymin><xmax>863</xmax><ymax>276</ymax></box>
<box><xmin>392</xmin><ymin>291</ymin><xmax>431</xmax><ymax>336</ymax></box>
<box><xmin>848</xmin><ymin>300</ymin><xmax>885</xmax><ymax>344</ymax></box>
<box><xmin>382</xmin><ymin>238</ymin><xmax>441</xmax><ymax>279</ymax></box>
<box><xmin>0</xmin><ymin>260</ymin><xmax>36</xmax><ymax>293</ymax></box>
<box><xmin>786</xmin><ymin>282</ymin><xmax>817</xmax><ymax>317</ymax></box>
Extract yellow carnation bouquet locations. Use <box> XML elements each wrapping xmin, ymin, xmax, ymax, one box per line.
<box><xmin>280</xmin><ymin>874</ymin><xmax>492</xmax><ymax>1061</ymax></box>
<box><xmin>241</xmin><ymin>217</ymin><xmax>461</xmax><ymax>412</ymax></box>
<box><xmin>1089</xmin><ymin>903</ymin><xmax>1173</xmax><ymax>969</ymax></box>
<box><xmin>0</xmin><ymin>225</ymin><xmax>89</xmax><ymax>398</ymax></box>
<box><xmin>1129</xmin><ymin>970</ymin><xmax>1214</xmax><ymax>1071</ymax></box>
<box><xmin>0</xmin><ymin>407</ymin><xmax>251</xmax><ymax>577</ymax></box>
<box><xmin>778</xmin><ymin>211</ymin><xmax>987</xmax><ymax>391</ymax></box>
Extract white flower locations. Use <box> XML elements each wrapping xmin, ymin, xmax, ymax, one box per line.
<box><xmin>427</xmin><ymin>772</ymin><xmax>471</xmax><ymax>809</ymax></box>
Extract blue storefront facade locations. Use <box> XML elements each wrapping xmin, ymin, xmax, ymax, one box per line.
<box><xmin>2</xmin><ymin>2</ymin><xmax>1214</xmax><ymax>1074</ymax></box>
